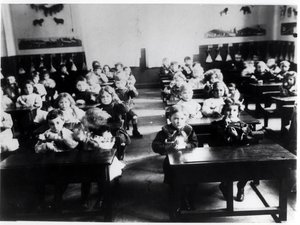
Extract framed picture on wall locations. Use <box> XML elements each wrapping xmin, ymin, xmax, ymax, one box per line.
<box><xmin>281</xmin><ymin>22</ymin><xmax>297</xmax><ymax>35</ymax></box>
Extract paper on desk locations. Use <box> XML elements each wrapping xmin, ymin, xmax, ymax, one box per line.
<box><xmin>181</xmin><ymin>148</ymin><xmax>217</xmax><ymax>163</ymax></box>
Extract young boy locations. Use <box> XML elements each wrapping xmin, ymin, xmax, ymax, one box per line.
<box><xmin>152</xmin><ymin>105</ymin><xmax>198</xmax><ymax>211</ymax></box>
<box><xmin>73</xmin><ymin>77</ymin><xmax>95</xmax><ymax>105</ymax></box>
<box><xmin>3</xmin><ymin>75</ymin><xmax>21</xmax><ymax>103</ymax></box>
<box><xmin>35</xmin><ymin>109</ymin><xmax>78</xmax><ymax>211</ymax></box>
<box><xmin>181</xmin><ymin>56</ymin><xmax>193</xmax><ymax>79</ymax></box>
<box><xmin>115</xmin><ymin>77</ymin><xmax>143</xmax><ymax>138</ymax></box>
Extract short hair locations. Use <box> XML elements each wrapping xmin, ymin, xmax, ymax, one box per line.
<box><xmin>173</xmin><ymin>72</ymin><xmax>187</xmax><ymax>81</ymax></box>
<box><xmin>22</xmin><ymin>80</ymin><xmax>34</xmax><ymax>89</ymax></box>
<box><xmin>115</xmin><ymin>62</ymin><xmax>123</xmax><ymax>68</ymax></box>
<box><xmin>184</xmin><ymin>56</ymin><xmax>191</xmax><ymax>61</ymax></box>
<box><xmin>98</xmin><ymin>85</ymin><xmax>121</xmax><ymax>104</ymax></box>
<box><xmin>41</xmin><ymin>70</ymin><xmax>50</xmax><ymax>78</ymax></box>
<box><xmin>55</xmin><ymin>92</ymin><xmax>76</xmax><ymax>108</ymax></box>
<box><xmin>212</xmin><ymin>81</ymin><xmax>229</xmax><ymax>96</ymax></box>
<box><xmin>256</xmin><ymin>61</ymin><xmax>269</xmax><ymax>72</ymax></box>
<box><xmin>170</xmin><ymin>61</ymin><xmax>179</xmax><ymax>66</ymax></box>
<box><xmin>103</xmin><ymin>65</ymin><xmax>111</xmax><ymax>70</ymax></box>
<box><xmin>92</xmin><ymin>60</ymin><xmax>101</xmax><ymax>70</ymax></box>
<box><xmin>46</xmin><ymin>109</ymin><xmax>64</xmax><ymax>122</ymax></box>
<box><xmin>179</xmin><ymin>83</ymin><xmax>193</xmax><ymax>93</ymax></box>
<box><xmin>31</xmin><ymin>71</ymin><xmax>40</xmax><ymax>79</ymax></box>
<box><xmin>203</xmin><ymin>69</ymin><xmax>223</xmax><ymax>83</ymax></box>
<box><xmin>166</xmin><ymin>104</ymin><xmax>189</xmax><ymax>119</ymax></box>
<box><xmin>76</xmin><ymin>76</ymin><xmax>87</xmax><ymax>83</ymax></box>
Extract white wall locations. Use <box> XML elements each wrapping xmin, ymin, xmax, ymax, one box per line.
<box><xmin>77</xmin><ymin>4</ymin><xmax>277</xmax><ymax>68</ymax></box>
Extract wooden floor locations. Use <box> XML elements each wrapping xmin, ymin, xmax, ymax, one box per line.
<box><xmin>0</xmin><ymin>88</ymin><xmax>297</xmax><ymax>223</ymax></box>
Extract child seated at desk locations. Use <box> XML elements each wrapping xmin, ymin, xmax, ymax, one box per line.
<box><xmin>31</xmin><ymin>71</ymin><xmax>47</xmax><ymax>102</ymax></box>
<box><xmin>227</xmin><ymin>83</ymin><xmax>243</xmax><ymax>104</ymax></box>
<box><xmin>163</xmin><ymin>72</ymin><xmax>187</xmax><ymax>101</ymax></box>
<box><xmin>250</xmin><ymin>61</ymin><xmax>274</xmax><ymax>83</ymax></box>
<box><xmin>35</xmin><ymin>109</ymin><xmax>78</xmax><ymax>211</ymax></box>
<box><xmin>266</xmin><ymin>58</ymin><xmax>281</xmax><ymax>77</ymax></box>
<box><xmin>73</xmin><ymin>108</ymin><xmax>125</xmax><ymax>209</ymax></box>
<box><xmin>0</xmin><ymin>88</ymin><xmax>14</xmax><ymax>110</ymax></box>
<box><xmin>202</xmin><ymin>81</ymin><xmax>228</xmax><ymax>118</ymax></box>
<box><xmin>168</xmin><ymin>61</ymin><xmax>181</xmax><ymax>78</ymax></box>
<box><xmin>115</xmin><ymin>77</ymin><xmax>143</xmax><ymax>138</ymax></box>
<box><xmin>1</xmin><ymin>107</ymin><xmax>19</xmax><ymax>153</ymax></box>
<box><xmin>97</xmin><ymin>86</ymin><xmax>131</xmax><ymax>160</ymax></box>
<box><xmin>73</xmin><ymin>77</ymin><xmax>95</xmax><ymax>105</ymax></box>
<box><xmin>159</xmin><ymin>57</ymin><xmax>170</xmax><ymax>78</ymax></box>
<box><xmin>280</xmin><ymin>71</ymin><xmax>297</xmax><ymax>97</ymax></box>
<box><xmin>176</xmin><ymin>83</ymin><xmax>202</xmax><ymax>119</ymax></box>
<box><xmin>277</xmin><ymin>60</ymin><xmax>291</xmax><ymax>81</ymax></box>
<box><xmin>102</xmin><ymin>65</ymin><xmax>114</xmax><ymax>81</ymax></box>
<box><xmin>181</xmin><ymin>56</ymin><xmax>193</xmax><ymax>79</ymax></box>
<box><xmin>85</xmin><ymin>72</ymin><xmax>101</xmax><ymax>96</ymax></box>
<box><xmin>241</xmin><ymin>60</ymin><xmax>255</xmax><ymax>77</ymax></box>
<box><xmin>41</xmin><ymin>70</ymin><xmax>57</xmax><ymax>104</ymax></box>
<box><xmin>124</xmin><ymin>66</ymin><xmax>136</xmax><ymax>86</ymax></box>
<box><xmin>152</xmin><ymin>104</ymin><xmax>198</xmax><ymax>211</ymax></box>
<box><xmin>187</xmin><ymin>62</ymin><xmax>204</xmax><ymax>90</ymax></box>
<box><xmin>212</xmin><ymin>99</ymin><xmax>262</xmax><ymax>202</ymax></box>
<box><xmin>3</xmin><ymin>75</ymin><xmax>21</xmax><ymax>103</ymax></box>
<box><xmin>55</xmin><ymin>92</ymin><xmax>85</xmax><ymax>130</ymax></box>
<box><xmin>203</xmin><ymin>69</ymin><xmax>224</xmax><ymax>98</ymax></box>
<box><xmin>93</xmin><ymin>63</ymin><xmax>109</xmax><ymax>84</ymax></box>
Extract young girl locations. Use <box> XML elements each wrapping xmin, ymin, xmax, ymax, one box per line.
<box><xmin>3</xmin><ymin>75</ymin><xmax>21</xmax><ymax>103</ymax></box>
<box><xmin>31</xmin><ymin>71</ymin><xmax>47</xmax><ymax>101</ymax></box>
<box><xmin>187</xmin><ymin>62</ymin><xmax>205</xmax><ymax>90</ymax></box>
<box><xmin>0</xmin><ymin>88</ymin><xmax>14</xmax><ymax>110</ymax></box>
<box><xmin>280</xmin><ymin>71</ymin><xmax>297</xmax><ymax>97</ymax></box>
<box><xmin>163</xmin><ymin>72</ymin><xmax>187</xmax><ymax>101</ymax></box>
<box><xmin>152</xmin><ymin>104</ymin><xmax>198</xmax><ymax>211</ymax></box>
<box><xmin>73</xmin><ymin>108</ymin><xmax>125</xmax><ymax>209</ymax></box>
<box><xmin>73</xmin><ymin>77</ymin><xmax>95</xmax><ymax>105</ymax></box>
<box><xmin>55</xmin><ymin>92</ymin><xmax>85</xmax><ymax>130</ymax></box>
<box><xmin>202</xmin><ymin>69</ymin><xmax>224</xmax><ymax>98</ymax></box>
<box><xmin>277</xmin><ymin>60</ymin><xmax>291</xmax><ymax>81</ymax></box>
<box><xmin>123</xmin><ymin>66</ymin><xmax>136</xmax><ymax>86</ymax></box>
<box><xmin>16</xmin><ymin>80</ymin><xmax>43</xmax><ymax>108</ymax></box>
<box><xmin>102</xmin><ymin>65</ymin><xmax>114</xmax><ymax>81</ymax></box>
<box><xmin>176</xmin><ymin>83</ymin><xmax>202</xmax><ymax>119</ymax></box>
<box><xmin>181</xmin><ymin>56</ymin><xmax>193</xmax><ymax>79</ymax></box>
<box><xmin>93</xmin><ymin>64</ymin><xmax>109</xmax><ymax>84</ymax></box>
<box><xmin>202</xmin><ymin>81</ymin><xmax>228</xmax><ymax>118</ymax></box>
<box><xmin>97</xmin><ymin>86</ymin><xmax>130</xmax><ymax>160</ymax></box>
<box><xmin>212</xmin><ymin>99</ymin><xmax>262</xmax><ymax>202</ymax></box>
<box><xmin>266</xmin><ymin>58</ymin><xmax>281</xmax><ymax>77</ymax></box>
<box><xmin>241</xmin><ymin>60</ymin><xmax>255</xmax><ymax>77</ymax></box>
<box><xmin>168</xmin><ymin>61</ymin><xmax>181</xmax><ymax>78</ymax></box>
<box><xmin>85</xmin><ymin>72</ymin><xmax>101</xmax><ymax>95</ymax></box>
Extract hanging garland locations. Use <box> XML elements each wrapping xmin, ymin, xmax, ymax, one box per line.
<box><xmin>30</xmin><ymin>4</ymin><xmax>64</xmax><ymax>17</ymax></box>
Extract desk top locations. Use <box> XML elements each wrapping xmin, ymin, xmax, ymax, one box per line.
<box><xmin>5</xmin><ymin>106</ymin><xmax>37</xmax><ymax>113</ymax></box>
<box><xmin>100</xmin><ymin>82</ymin><xmax>114</xmax><ymax>86</ymax></box>
<box><xmin>249</xmin><ymin>82</ymin><xmax>282</xmax><ymax>87</ymax></box>
<box><xmin>188</xmin><ymin>111</ymin><xmax>260</xmax><ymax>126</ymax></box>
<box><xmin>168</xmin><ymin>143</ymin><xmax>296</xmax><ymax>166</ymax></box>
<box><xmin>166</xmin><ymin>98</ymin><xmax>205</xmax><ymax>106</ymax></box>
<box><xmin>271</xmin><ymin>96</ymin><xmax>297</xmax><ymax>103</ymax></box>
<box><xmin>77</xmin><ymin>103</ymin><xmax>100</xmax><ymax>110</ymax></box>
<box><xmin>0</xmin><ymin>149</ymin><xmax>116</xmax><ymax>170</ymax></box>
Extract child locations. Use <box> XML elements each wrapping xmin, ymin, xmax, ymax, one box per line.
<box><xmin>280</xmin><ymin>71</ymin><xmax>297</xmax><ymax>96</ymax></box>
<box><xmin>266</xmin><ymin>58</ymin><xmax>281</xmax><ymax>76</ymax></box>
<box><xmin>114</xmin><ymin>62</ymin><xmax>128</xmax><ymax>81</ymax></box>
<box><xmin>3</xmin><ymin>75</ymin><xmax>21</xmax><ymax>103</ymax></box>
<box><xmin>124</xmin><ymin>66</ymin><xmax>136</xmax><ymax>86</ymax></box>
<box><xmin>250</xmin><ymin>61</ymin><xmax>274</xmax><ymax>83</ymax></box>
<box><xmin>276</xmin><ymin>60</ymin><xmax>291</xmax><ymax>81</ymax></box>
<box><xmin>187</xmin><ymin>62</ymin><xmax>205</xmax><ymax>89</ymax></box>
<box><xmin>85</xmin><ymin>72</ymin><xmax>101</xmax><ymax>97</ymax></box>
<box><xmin>35</xmin><ymin>109</ymin><xmax>78</xmax><ymax>211</ymax></box>
<box><xmin>114</xmin><ymin>77</ymin><xmax>143</xmax><ymax>138</ymax></box>
<box><xmin>55</xmin><ymin>92</ymin><xmax>85</xmax><ymax>130</ymax></box>
<box><xmin>97</xmin><ymin>86</ymin><xmax>130</xmax><ymax>160</ymax></box>
<box><xmin>102</xmin><ymin>65</ymin><xmax>114</xmax><ymax>81</ymax></box>
<box><xmin>41</xmin><ymin>70</ymin><xmax>57</xmax><ymax>104</ymax></box>
<box><xmin>212</xmin><ymin>99</ymin><xmax>261</xmax><ymax>202</ymax></box>
<box><xmin>168</xmin><ymin>61</ymin><xmax>181</xmax><ymax>78</ymax></box>
<box><xmin>159</xmin><ymin>57</ymin><xmax>170</xmax><ymax>78</ymax></box>
<box><xmin>176</xmin><ymin>83</ymin><xmax>202</xmax><ymax>119</ymax></box>
<box><xmin>241</xmin><ymin>60</ymin><xmax>255</xmax><ymax>77</ymax></box>
<box><xmin>227</xmin><ymin>83</ymin><xmax>243</xmax><ymax>104</ymax></box>
<box><xmin>73</xmin><ymin>108</ymin><xmax>125</xmax><ymax>209</ymax></box>
<box><xmin>203</xmin><ymin>69</ymin><xmax>224</xmax><ymax>98</ymax></box>
<box><xmin>163</xmin><ymin>72</ymin><xmax>187</xmax><ymax>101</ymax></box>
<box><xmin>202</xmin><ymin>81</ymin><xmax>228</xmax><ymax>118</ymax></box>
<box><xmin>93</xmin><ymin>64</ymin><xmax>109</xmax><ymax>84</ymax></box>
<box><xmin>73</xmin><ymin>77</ymin><xmax>95</xmax><ymax>105</ymax></box>
<box><xmin>1</xmin><ymin>107</ymin><xmax>19</xmax><ymax>153</ymax></box>
<box><xmin>181</xmin><ymin>56</ymin><xmax>193</xmax><ymax>79</ymax></box>
<box><xmin>0</xmin><ymin>88</ymin><xmax>14</xmax><ymax>110</ymax></box>
<box><xmin>31</xmin><ymin>71</ymin><xmax>47</xmax><ymax>101</ymax></box>
<box><xmin>152</xmin><ymin>104</ymin><xmax>198</xmax><ymax>211</ymax></box>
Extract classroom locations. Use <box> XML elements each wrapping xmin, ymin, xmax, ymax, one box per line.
<box><xmin>0</xmin><ymin>2</ymin><xmax>298</xmax><ymax>223</ymax></box>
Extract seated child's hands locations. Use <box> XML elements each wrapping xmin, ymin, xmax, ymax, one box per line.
<box><xmin>229</xmin><ymin>127</ymin><xmax>238</xmax><ymax>137</ymax></box>
<box><xmin>174</xmin><ymin>136</ymin><xmax>187</xmax><ymax>149</ymax></box>
<box><xmin>45</xmin><ymin>132</ymin><xmax>60</xmax><ymax>141</ymax></box>
<box><xmin>46</xmin><ymin>142</ymin><xmax>56</xmax><ymax>151</ymax></box>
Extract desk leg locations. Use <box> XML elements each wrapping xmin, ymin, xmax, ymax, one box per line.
<box><xmin>103</xmin><ymin>166</ymin><xmax>112</xmax><ymax>222</ymax></box>
<box><xmin>279</xmin><ymin>178</ymin><xmax>288</xmax><ymax>221</ymax></box>
<box><xmin>169</xmin><ymin>183</ymin><xmax>181</xmax><ymax>222</ymax></box>
<box><xmin>226</xmin><ymin>181</ymin><xmax>234</xmax><ymax>212</ymax></box>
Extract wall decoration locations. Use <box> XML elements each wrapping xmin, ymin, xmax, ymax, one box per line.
<box><xmin>33</xmin><ymin>18</ymin><xmax>44</xmax><ymax>26</ymax></box>
<box><xmin>280</xmin><ymin>6</ymin><xmax>287</xmax><ymax>17</ymax></box>
<box><xmin>220</xmin><ymin>8</ymin><xmax>228</xmax><ymax>16</ymax></box>
<box><xmin>237</xmin><ymin>25</ymin><xmax>266</xmax><ymax>36</ymax></box>
<box><xmin>53</xmin><ymin>17</ymin><xmax>64</xmax><ymax>25</ymax></box>
<box><xmin>18</xmin><ymin>37</ymin><xmax>82</xmax><ymax>50</ymax></box>
<box><xmin>205</xmin><ymin>25</ymin><xmax>266</xmax><ymax>38</ymax></box>
<box><xmin>30</xmin><ymin>4</ymin><xmax>64</xmax><ymax>17</ymax></box>
<box><xmin>205</xmin><ymin>29</ymin><xmax>236</xmax><ymax>38</ymax></box>
<box><xmin>281</xmin><ymin>22</ymin><xmax>296</xmax><ymax>35</ymax></box>
<box><xmin>240</xmin><ymin>6</ymin><xmax>253</xmax><ymax>14</ymax></box>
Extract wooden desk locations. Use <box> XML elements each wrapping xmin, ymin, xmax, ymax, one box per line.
<box><xmin>166</xmin><ymin>98</ymin><xmax>205</xmax><ymax>106</ymax></box>
<box><xmin>271</xmin><ymin>96</ymin><xmax>297</xmax><ymax>109</ymax></box>
<box><xmin>167</xmin><ymin>144</ymin><xmax>296</xmax><ymax>222</ymax></box>
<box><xmin>0</xmin><ymin>149</ymin><xmax>116</xmax><ymax>221</ymax></box>
<box><xmin>100</xmin><ymin>82</ymin><xmax>114</xmax><ymax>87</ymax></box>
<box><xmin>77</xmin><ymin>103</ymin><xmax>100</xmax><ymax>110</ymax></box>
